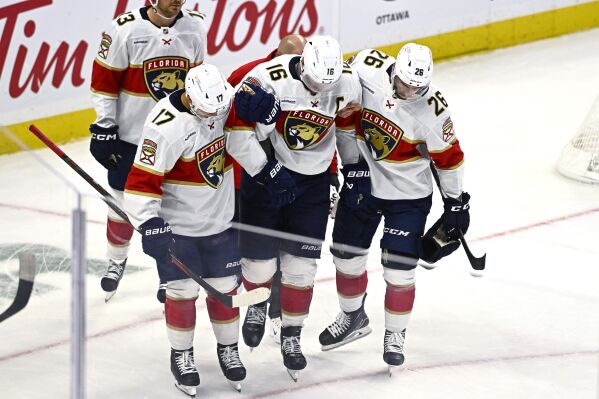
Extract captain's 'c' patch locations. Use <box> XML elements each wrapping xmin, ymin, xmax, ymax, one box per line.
<box><xmin>140</xmin><ymin>139</ymin><xmax>157</xmax><ymax>166</ymax></box>
<box><xmin>279</xmin><ymin>110</ymin><xmax>334</xmax><ymax>150</ymax></box>
<box><xmin>196</xmin><ymin>137</ymin><xmax>226</xmax><ymax>189</ymax></box>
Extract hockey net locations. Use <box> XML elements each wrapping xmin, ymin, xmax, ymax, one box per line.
<box><xmin>557</xmin><ymin>95</ymin><xmax>599</xmax><ymax>183</ymax></box>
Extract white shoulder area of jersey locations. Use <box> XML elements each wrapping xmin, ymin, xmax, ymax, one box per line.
<box><xmin>248</xmin><ymin>54</ymin><xmax>295</xmax><ymax>90</ymax></box>
<box><xmin>109</xmin><ymin>8</ymin><xmax>145</xmax><ymax>36</ymax></box>
<box><xmin>349</xmin><ymin>48</ymin><xmax>395</xmax><ymax>90</ymax></box>
<box><xmin>181</xmin><ymin>9</ymin><xmax>208</xmax><ymax>29</ymax></box>
<box><xmin>408</xmin><ymin>83</ymin><xmax>453</xmax><ymax>128</ymax></box>
<box><xmin>145</xmin><ymin>95</ymin><xmax>198</xmax><ymax>143</ymax></box>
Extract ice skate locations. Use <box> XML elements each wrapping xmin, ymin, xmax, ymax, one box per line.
<box><xmin>383</xmin><ymin>329</ymin><xmax>406</xmax><ymax>376</ymax></box>
<box><xmin>268</xmin><ymin>316</ymin><xmax>282</xmax><ymax>344</ymax></box>
<box><xmin>217</xmin><ymin>343</ymin><xmax>246</xmax><ymax>392</ymax></box>
<box><xmin>280</xmin><ymin>326</ymin><xmax>306</xmax><ymax>382</ymax></box>
<box><xmin>319</xmin><ymin>295</ymin><xmax>371</xmax><ymax>351</ymax></box>
<box><xmin>242</xmin><ymin>301</ymin><xmax>267</xmax><ymax>350</ymax></box>
<box><xmin>101</xmin><ymin>258</ymin><xmax>126</xmax><ymax>302</ymax></box>
<box><xmin>157</xmin><ymin>281</ymin><xmax>167</xmax><ymax>304</ymax></box>
<box><xmin>171</xmin><ymin>348</ymin><xmax>200</xmax><ymax>397</ymax></box>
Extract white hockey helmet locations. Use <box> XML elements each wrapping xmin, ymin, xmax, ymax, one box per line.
<box><xmin>393</xmin><ymin>43</ymin><xmax>433</xmax><ymax>88</ymax></box>
<box><xmin>185</xmin><ymin>64</ymin><xmax>233</xmax><ymax>118</ymax></box>
<box><xmin>300</xmin><ymin>35</ymin><xmax>343</xmax><ymax>92</ymax></box>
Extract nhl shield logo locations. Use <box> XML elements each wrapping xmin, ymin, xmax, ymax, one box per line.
<box><xmin>196</xmin><ymin>137</ymin><xmax>226</xmax><ymax>189</ymax></box>
<box><xmin>144</xmin><ymin>56</ymin><xmax>190</xmax><ymax>101</ymax></box>
<box><xmin>360</xmin><ymin>109</ymin><xmax>403</xmax><ymax>160</ymax></box>
<box><xmin>282</xmin><ymin>110</ymin><xmax>333</xmax><ymax>150</ymax></box>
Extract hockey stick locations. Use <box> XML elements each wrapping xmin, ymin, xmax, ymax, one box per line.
<box><xmin>28</xmin><ymin>124</ymin><xmax>269</xmax><ymax>308</ymax></box>
<box><xmin>0</xmin><ymin>252</ymin><xmax>36</xmax><ymax>323</ymax></box>
<box><xmin>428</xmin><ymin>160</ymin><xmax>486</xmax><ymax>275</ymax></box>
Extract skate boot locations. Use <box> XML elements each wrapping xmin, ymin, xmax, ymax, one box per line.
<box><xmin>242</xmin><ymin>301</ymin><xmax>267</xmax><ymax>349</ymax></box>
<box><xmin>217</xmin><ymin>343</ymin><xmax>246</xmax><ymax>392</ymax></box>
<box><xmin>171</xmin><ymin>348</ymin><xmax>200</xmax><ymax>397</ymax></box>
<box><xmin>280</xmin><ymin>326</ymin><xmax>306</xmax><ymax>382</ymax></box>
<box><xmin>319</xmin><ymin>295</ymin><xmax>371</xmax><ymax>351</ymax></box>
<box><xmin>101</xmin><ymin>258</ymin><xmax>127</xmax><ymax>302</ymax></box>
<box><xmin>157</xmin><ymin>281</ymin><xmax>167</xmax><ymax>304</ymax></box>
<box><xmin>383</xmin><ymin>329</ymin><xmax>406</xmax><ymax>376</ymax></box>
<box><xmin>268</xmin><ymin>316</ymin><xmax>282</xmax><ymax>344</ymax></box>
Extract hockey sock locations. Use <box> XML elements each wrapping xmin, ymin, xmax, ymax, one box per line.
<box><xmin>242</xmin><ymin>276</ymin><xmax>273</xmax><ymax>292</ymax></box>
<box><xmin>106</xmin><ymin>217</ymin><xmax>134</xmax><ymax>260</ymax></box>
<box><xmin>207</xmin><ymin>289</ymin><xmax>240</xmax><ymax>346</ymax></box>
<box><xmin>165</xmin><ymin>297</ymin><xmax>197</xmax><ymax>350</ymax></box>
<box><xmin>280</xmin><ymin>284</ymin><xmax>313</xmax><ymax>327</ymax></box>
<box><xmin>384</xmin><ymin>282</ymin><xmax>415</xmax><ymax>332</ymax></box>
<box><xmin>336</xmin><ymin>271</ymin><xmax>368</xmax><ymax>313</ymax></box>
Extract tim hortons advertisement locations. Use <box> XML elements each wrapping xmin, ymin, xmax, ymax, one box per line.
<box><xmin>0</xmin><ymin>0</ymin><xmax>335</xmax><ymax>125</ymax></box>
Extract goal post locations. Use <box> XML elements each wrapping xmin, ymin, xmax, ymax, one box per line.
<box><xmin>557</xmin><ymin>95</ymin><xmax>599</xmax><ymax>183</ymax></box>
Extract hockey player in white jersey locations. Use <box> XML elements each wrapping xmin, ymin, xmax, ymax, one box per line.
<box><xmin>319</xmin><ymin>43</ymin><xmax>471</xmax><ymax>372</ymax></box>
<box><xmin>90</xmin><ymin>0</ymin><xmax>207</xmax><ymax>302</ymax></box>
<box><xmin>225</xmin><ymin>36</ymin><xmax>361</xmax><ymax>380</ymax></box>
<box><xmin>123</xmin><ymin>64</ymin><xmax>248</xmax><ymax>396</ymax></box>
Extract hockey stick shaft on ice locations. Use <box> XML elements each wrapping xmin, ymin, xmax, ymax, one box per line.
<box><xmin>428</xmin><ymin>160</ymin><xmax>486</xmax><ymax>272</ymax></box>
<box><xmin>28</xmin><ymin>124</ymin><xmax>269</xmax><ymax>308</ymax></box>
<box><xmin>0</xmin><ymin>252</ymin><xmax>36</xmax><ymax>323</ymax></box>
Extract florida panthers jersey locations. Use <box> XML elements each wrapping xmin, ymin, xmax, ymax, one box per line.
<box><xmin>91</xmin><ymin>7</ymin><xmax>207</xmax><ymax>145</ymax></box>
<box><xmin>337</xmin><ymin>49</ymin><xmax>465</xmax><ymax>200</ymax></box>
<box><xmin>124</xmin><ymin>90</ymin><xmax>234</xmax><ymax>237</ymax></box>
<box><xmin>226</xmin><ymin>55</ymin><xmax>361</xmax><ymax>176</ymax></box>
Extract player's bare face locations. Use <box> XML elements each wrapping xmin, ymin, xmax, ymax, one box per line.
<box><xmin>156</xmin><ymin>0</ymin><xmax>183</xmax><ymax>19</ymax></box>
<box><xmin>393</xmin><ymin>76</ymin><xmax>420</xmax><ymax>100</ymax></box>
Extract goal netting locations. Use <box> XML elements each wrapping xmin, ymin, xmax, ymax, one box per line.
<box><xmin>557</xmin><ymin>95</ymin><xmax>599</xmax><ymax>183</ymax></box>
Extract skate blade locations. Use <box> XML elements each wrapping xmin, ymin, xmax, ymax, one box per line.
<box><xmin>174</xmin><ymin>381</ymin><xmax>197</xmax><ymax>397</ymax></box>
<box><xmin>321</xmin><ymin>326</ymin><xmax>373</xmax><ymax>351</ymax></box>
<box><xmin>104</xmin><ymin>290</ymin><xmax>117</xmax><ymax>303</ymax></box>
<box><xmin>286</xmin><ymin>368</ymin><xmax>300</xmax><ymax>382</ymax></box>
<box><xmin>387</xmin><ymin>364</ymin><xmax>406</xmax><ymax>377</ymax></box>
<box><xmin>228</xmin><ymin>380</ymin><xmax>242</xmax><ymax>392</ymax></box>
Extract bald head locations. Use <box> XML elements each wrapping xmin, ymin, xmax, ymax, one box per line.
<box><xmin>276</xmin><ymin>35</ymin><xmax>307</xmax><ymax>56</ymax></box>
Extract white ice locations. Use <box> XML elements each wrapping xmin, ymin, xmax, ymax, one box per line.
<box><xmin>1</xmin><ymin>28</ymin><xmax>599</xmax><ymax>399</ymax></box>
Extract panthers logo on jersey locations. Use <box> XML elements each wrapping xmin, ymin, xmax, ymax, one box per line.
<box><xmin>143</xmin><ymin>56</ymin><xmax>189</xmax><ymax>101</ymax></box>
<box><xmin>280</xmin><ymin>110</ymin><xmax>334</xmax><ymax>150</ymax></box>
<box><xmin>360</xmin><ymin>109</ymin><xmax>403</xmax><ymax>160</ymax></box>
<box><xmin>196</xmin><ymin>137</ymin><xmax>226</xmax><ymax>189</ymax></box>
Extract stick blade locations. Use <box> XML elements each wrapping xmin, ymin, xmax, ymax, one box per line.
<box><xmin>231</xmin><ymin>287</ymin><xmax>271</xmax><ymax>308</ymax></box>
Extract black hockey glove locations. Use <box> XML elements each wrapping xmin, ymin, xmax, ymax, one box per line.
<box><xmin>441</xmin><ymin>192</ymin><xmax>471</xmax><ymax>240</ymax></box>
<box><xmin>340</xmin><ymin>161</ymin><xmax>371</xmax><ymax>210</ymax></box>
<box><xmin>89</xmin><ymin>124</ymin><xmax>121</xmax><ymax>169</ymax></box>
<box><xmin>254</xmin><ymin>160</ymin><xmax>297</xmax><ymax>208</ymax></box>
<box><xmin>418</xmin><ymin>218</ymin><xmax>461</xmax><ymax>263</ymax></box>
<box><xmin>140</xmin><ymin>217</ymin><xmax>172</xmax><ymax>264</ymax></box>
<box><xmin>234</xmin><ymin>81</ymin><xmax>281</xmax><ymax>125</ymax></box>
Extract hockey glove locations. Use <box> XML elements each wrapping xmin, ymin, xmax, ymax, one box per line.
<box><xmin>89</xmin><ymin>124</ymin><xmax>121</xmax><ymax>169</ymax></box>
<box><xmin>418</xmin><ymin>218</ymin><xmax>461</xmax><ymax>263</ymax></box>
<box><xmin>340</xmin><ymin>161</ymin><xmax>371</xmax><ymax>210</ymax></box>
<box><xmin>234</xmin><ymin>81</ymin><xmax>281</xmax><ymax>125</ymax></box>
<box><xmin>140</xmin><ymin>217</ymin><xmax>172</xmax><ymax>264</ymax></box>
<box><xmin>441</xmin><ymin>192</ymin><xmax>471</xmax><ymax>240</ymax></box>
<box><xmin>254</xmin><ymin>160</ymin><xmax>297</xmax><ymax>208</ymax></box>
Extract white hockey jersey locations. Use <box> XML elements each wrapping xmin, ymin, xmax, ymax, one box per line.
<box><xmin>336</xmin><ymin>49</ymin><xmax>465</xmax><ymax>200</ymax></box>
<box><xmin>91</xmin><ymin>7</ymin><xmax>207</xmax><ymax>145</ymax></box>
<box><xmin>124</xmin><ymin>90</ymin><xmax>235</xmax><ymax>237</ymax></box>
<box><xmin>226</xmin><ymin>54</ymin><xmax>361</xmax><ymax>176</ymax></box>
